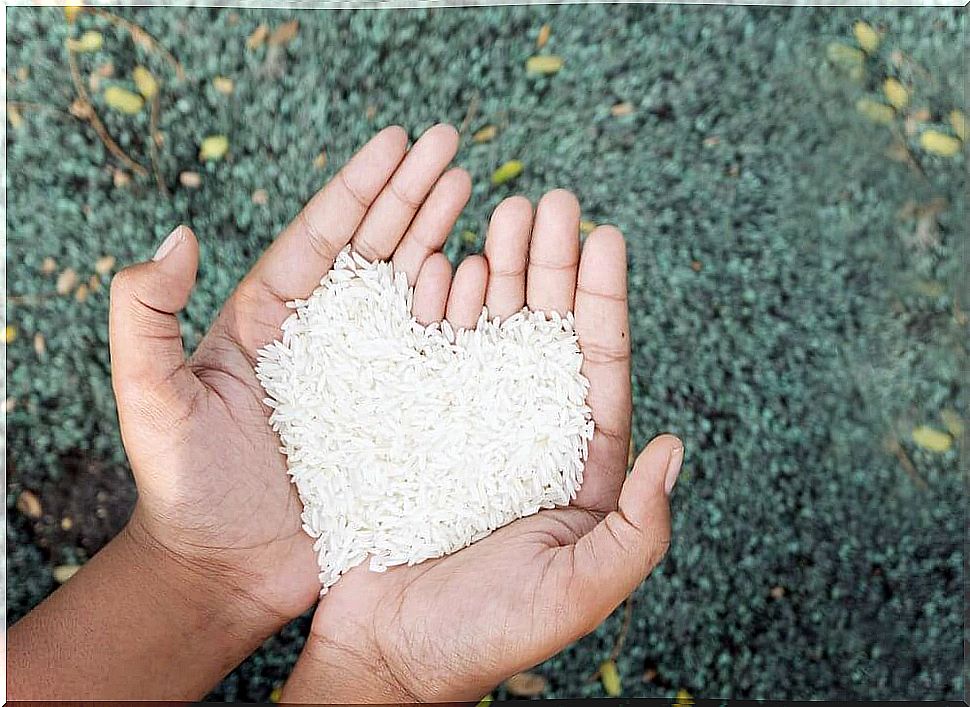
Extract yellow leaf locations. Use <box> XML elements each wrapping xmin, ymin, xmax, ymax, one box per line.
<box><xmin>526</xmin><ymin>55</ymin><xmax>564</xmax><ymax>75</ymax></box>
<box><xmin>94</xmin><ymin>255</ymin><xmax>116</xmax><ymax>275</ymax></box>
<box><xmin>600</xmin><ymin>659</ymin><xmax>621</xmax><ymax>696</ymax></box>
<box><xmin>132</xmin><ymin>66</ymin><xmax>158</xmax><ymax>99</ymax></box>
<box><xmin>912</xmin><ymin>425</ymin><xmax>952</xmax><ymax>453</ymax></box>
<box><xmin>537</xmin><ymin>23</ymin><xmax>551</xmax><ymax>49</ymax></box>
<box><xmin>855</xmin><ymin>98</ymin><xmax>894</xmax><ymax>125</ymax></box>
<box><xmin>472</xmin><ymin>125</ymin><xmax>498</xmax><ymax>143</ymax></box>
<box><xmin>476</xmin><ymin>695</ymin><xmax>493</xmax><ymax>707</ymax></box>
<box><xmin>268</xmin><ymin>687</ymin><xmax>282</xmax><ymax>703</ymax></box>
<box><xmin>5</xmin><ymin>325</ymin><xmax>17</xmax><ymax>344</ymax></box>
<box><xmin>64</xmin><ymin>3</ymin><xmax>83</xmax><ymax>23</ymax></box>
<box><xmin>200</xmin><ymin>135</ymin><xmax>229</xmax><ymax>161</ymax></box>
<box><xmin>53</xmin><ymin>564</ymin><xmax>81</xmax><ymax>584</ymax></box>
<box><xmin>103</xmin><ymin>86</ymin><xmax>144</xmax><ymax>115</ymax></box>
<box><xmin>611</xmin><ymin>101</ymin><xmax>634</xmax><ymax>117</ymax></box>
<box><xmin>313</xmin><ymin>151</ymin><xmax>328</xmax><ymax>169</ymax></box>
<box><xmin>66</xmin><ymin>30</ymin><xmax>103</xmax><ymax>53</ymax></box>
<box><xmin>674</xmin><ymin>688</ymin><xmax>694</xmax><ymax>707</ymax></box>
<box><xmin>461</xmin><ymin>230</ymin><xmax>478</xmax><ymax>246</ymax></box>
<box><xmin>853</xmin><ymin>21</ymin><xmax>879</xmax><ymax>54</ymax></box>
<box><xmin>826</xmin><ymin>42</ymin><xmax>864</xmax><ymax>69</ymax></box>
<box><xmin>491</xmin><ymin>160</ymin><xmax>523</xmax><ymax>186</ymax></box>
<box><xmin>580</xmin><ymin>220</ymin><xmax>597</xmax><ymax>235</ymax></box>
<box><xmin>920</xmin><ymin>130</ymin><xmax>961</xmax><ymax>157</ymax></box>
<box><xmin>7</xmin><ymin>105</ymin><xmax>24</xmax><ymax>129</ymax></box>
<box><xmin>940</xmin><ymin>409</ymin><xmax>964</xmax><ymax>438</ymax></box>
<box><xmin>213</xmin><ymin>76</ymin><xmax>234</xmax><ymax>95</ymax></box>
<box><xmin>269</xmin><ymin>20</ymin><xmax>300</xmax><ymax>46</ymax></box>
<box><xmin>882</xmin><ymin>78</ymin><xmax>908</xmax><ymax>110</ymax></box>
<box><xmin>949</xmin><ymin>110</ymin><xmax>967</xmax><ymax>142</ymax></box>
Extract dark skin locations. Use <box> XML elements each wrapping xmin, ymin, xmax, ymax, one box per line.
<box><xmin>7</xmin><ymin>124</ymin><xmax>683</xmax><ymax>702</ymax></box>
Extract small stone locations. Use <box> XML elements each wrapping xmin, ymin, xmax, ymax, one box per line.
<box><xmin>88</xmin><ymin>275</ymin><xmax>101</xmax><ymax>292</ymax></box>
<box><xmin>642</xmin><ymin>668</ymin><xmax>658</xmax><ymax>683</ymax></box>
<box><xmin>53</xmin><ymin>564</ymin><xmax>81</xmax><ymax>584</ymax></box>
<box><xmin>17</xmin><ymin>490</ymin><xmax>42</xmax><ymax>519</ymax></box>
<box><xmin>313</xmin><ymin>151</ymin><xmax>328</xmax><ymax>169</ymax></box>
<box><xmin>770</xmin><ymin>585</ymin><xmax>786</xmax><ymax>599</ymax></box>
<box><xmin>252</xmin><ymin>188</ymin><xmax>269</xmax><ymax>205</ymax></box>
<box><xmin>213</xmin><ymin>76</ymin><xmax>234</xmax><ymax>95</ymax></box>
<box><xmin>472</xmin><ymin>125</ymin><xmax>498</xmax><ymax>144</ymax></box>
<box><xmin>33</xmin><ymin>332</ymin><xmax>46</xmax><ymax>357</ymax></box>
<box><xmin>4</xmin><ymin>397</ymin><xmax>17</xmax><ymax>413</ymax></box>
<box><xmin>691</xmin><ymin>260</ymin><xmax>703</xmax><ymax>272</ymax></box>
<box><xmin>75</xmin><ymin>283</ymin><xmax>90</xmax><ymax>303</ymax></box>
<box><xmin>180</xmin><ymin>171</ymin><xmax>202</xmax><ymax>188</ymax></box>
<box><xmin>113</xmin><ymin>169</ymin><xmax>130</xmax><ymax>188</ymax></box>
<box><xmin>94</xmin><ymin>255</ymin><xmax>116</xmax><ymax>275</ymax></box>
<box><xmin>61</xmin><ymin>516</ymin><xmax>74</xmax><ymax>531</ymax></box>
<box><xmin>536</xmin><ymin>23</ymin><xmax>551</xmax><ymax>49</ymax></box>
<box><xmin>703</xmin><ymin>136</ymin><xmax>721</xmax><ymax>147</ymax></box>
<box><xmin>41</xmin><ymin>257</ymin><xmax>57</xmax><ymax>274</ymax></box>
<box><xmin>611</xmin><ymin>101</ymin><xmax>634</xmax><ymax>117</ymax></box>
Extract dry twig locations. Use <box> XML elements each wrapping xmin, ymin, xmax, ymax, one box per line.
<box><xmin>89</xmin><ymin>8</ymin><xmax>185</xmax><ymax>80</ymax></box>
<box><xmin>588</xmin><ymin>596</ymin><xmax>634</xmax><ymax>681</ymax></box>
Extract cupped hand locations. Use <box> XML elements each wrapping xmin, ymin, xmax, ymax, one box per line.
<box><xmin>110</xmin><ymin>124</ymin><xmax>471</xmax><ymax>630</ymax></box>
<box><xmin>280</xmin><ymin>188</ymin><xmax>684</xmax><ymax>702</ymax></box>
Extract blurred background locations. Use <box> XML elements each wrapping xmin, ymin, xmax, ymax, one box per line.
<box><xmin>4</xmin><ymin>4</ymin><xmax>965</xmax><ymax>701</ymax></box>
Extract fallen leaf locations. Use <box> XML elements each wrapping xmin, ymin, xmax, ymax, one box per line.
<box><xmin>213</xmin><ymin>76</ymin><xmax>234</xmax><ymax>95</ymax></box>
<box><xmin>33</xmin><ymin>332</ymin><xmax>46</xmax><ymax>357</ymax></box>
<box><xmin>199</xmin><ymin>135</ymin><xmax>229</xmax><ymax>161</ymax></box>
<box><xmin>883</xmin><ymin>78</ymin><xmax>908</xmax><ymax>110</ymax></box>
<box><xmin>4</xmin><ymin>325</ymin><xmax>16</xmax><ymax>344</ymax></box>
<box><xmin>853</xmin><ymin>20</ymin><xmax>879</xmax><ymax>54</ymax></box>
<box><xmin>56</xmin><ymin>268</ymin><xmax>78</xmax><ymax>295</ymax></box>
<box><xmin>600</xmin><ymin>659</ymin><xmax>621</xmax><ymax>697</ymax></box>
<box><xmin>461</xmin><ymin>230</ymin><xmax>478</xmax><ymax>246</ymax></box>
<box><xmin>269</xmin><ymin>20</ymin><xmax>300</xmax><ymax>46</ymax></box>
<box><xmin>16</xmin><ymin>66</ymin><xmax>28</xmax><ymax>82</ymax></box>
<box><xmin>252</xmin><ymin>188</ymin><xmax>269</xmax><ymax>205</ymax></box>
<box><xmin>939</xmin><ymin>409</ymin><xmax>964</xmax><ymax>438</ymax></box>
<box><xmin>132</xmin><ymin>65</ymin><xmax>158</xmax><ymax>99</ymax></box>
<box><xmin>61</xmin><ymin>516</ymin><xmax>74</xmax><ymax>530</ymax></box>
<box><xmin>855</xmin><ymin>98</ymin><xmax>894</xmax><ymax>125</ymax></box>
<box><xmin>611</xmin><ymin>101</ymin><xmax>634</xmax><ymax>117</ymax></box>
<box><xmin>64</xmin><ymin>4</ymin><xmax>82</xmax><ymax>23</ymax></box>
<box><xmin>7</xmin><ymin>105</ymin><xmax>24</xmax><ymax>129</ymax></box>
<box><xmin>75</xmin><ymin>283</ymin><xmax>90</xmax><ymax>302</ymax></box>
<box><xmin>41</xmin><ymin>257</ymin><xmax>57</xmax><ymax>274</ymax></box>
<box><xmin>912</xmin><ymin>425</ymin><xmax>952</xmax><ymax>453</ymax></box>
<box><xmin>674</xmin><ymin>688</ymin><xmax>694</xmax><ymax>707</ymax></box>
<box><xmin>268</xmin><ymin>687</ymin><xmax>282</xmax><ymax>703</ymax></box>
<box><xmin>476</xmin><ymin>696</ymin><xmax>493</xmax><ymax>707</ymax></box>
<box><xmin>491</xmin><ymin>160</ymin><xmax>524</xmax><ymax>186</ymax></box>
<box><xmin>103</xmin><ymin>86</ymin><xmax>144</xmax><ymax>115</ymax></box>
<box><xmin>580</xmin><ymin>220</ymin><xmax>597</xmax><ymax>235</ymax></box>
<box><xmin>66</xmin><ymin>30</ymin><xmax>103</xmax><ymax>53</ymax></box>
<box><xmin>537</xmin><ymin>23</ymin><xmax>551</xmax><ymax>49</ymax></box>
<box><xmin>526</xmin><ymin>55</ymin><xmax>564</xmax><ymax>75</ymax></box>
<box><xmin>179</xmin><ymin>171</ymin><xmax>202</xmax><ymax>188</ymax></box>
<box><xmin>313</xmin><ymin>151</ymin><xmax>328</xmax><ymax>169</ymax></box>
<box><xmin>920</xmin><ymin>130</ymin><xmax>961</xmax><ymax>157</ymax></box>
<box><xmin>17</xmin><ymin>490</ymin><xmax>42</xmax><ymax>518</ymax></box>
<box><xmin>950</xmin><ymin>110</ymin><xmax>967</xmax><ymax>142</ymax></box>
<box><xmin>95</xmin><ymin>255</ymin><xmax>116</xmax><ymax>275</ymax></box>
<box><xmin>826</xmin><ymin>42</ymin><xmax>864</xmax><ymax>69</ymax></box>
<box><xmin>627</xmin><ymin>438</ymin><xmax>634</xmax><ymax>468</ymax></box>
<box><xmin>53</xmin><ymin>564</ymin><xmax>81</xmax><ymax>584</ymax></box>
<box><xmin>113</xmin><ymin>169</ymin><xmax>130</xmax><ymax>188</ymax></box>
<box><xmin>473</xmin><ymin>125</ymin><xmax>498</xmax><ymax>143</ymax></box>
<box><xmin>504</xmin><ymin>671</ymin><xmax>547</xmax><ymax>697</ymax></box>
<box><xmin>247</xmin><ymin>24</ymin><xmax>269</xmax><ymax>50</ymax></box>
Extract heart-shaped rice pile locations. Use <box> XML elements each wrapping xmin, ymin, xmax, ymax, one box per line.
<box><xmin>256</xmin><ymin>247</ymin><xmax>594</xmax><ymax>592</ymax></box>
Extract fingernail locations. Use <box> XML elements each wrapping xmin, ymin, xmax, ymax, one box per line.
<box><xmin>153</xmin><ymin>225</ymin><xmax>184</xmax><ymax>262</ymax></box>
<box><xmin>664</xmin><ymin>445</ymin><xmax>684</xmax><ymax>496</ymax></box>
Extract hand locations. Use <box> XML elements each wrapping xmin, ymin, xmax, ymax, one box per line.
<box><xmin>110</xmin><ymin>124</ymin><xmax>472</xmax><ymax>636</ymax></box>
<box><xmin>282</xmin><ymin>189</ymin><xmax>685</xmax><ymax>702</ymax></box>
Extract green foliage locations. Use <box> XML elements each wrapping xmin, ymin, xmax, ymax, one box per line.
<box><xmin>5</xmin><ymin>5</ymin><xmax>965</xmax><ymax>701</ymax></box>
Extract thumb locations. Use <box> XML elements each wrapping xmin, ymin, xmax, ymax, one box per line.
<box><xmin>109</xmin><ymin>225</ymin><xmax>200</xmax><ymax>409</ymax></box>
<box><xmin>566</xmin><ymin>433</ymin><xmax>683</xmax><ymax>635</ymax></box>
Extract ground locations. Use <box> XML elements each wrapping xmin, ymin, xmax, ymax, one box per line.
<box><xmin>4</xmin><ymin>4</ymin><xmax>966</xmax><ymax>701</ymax></box>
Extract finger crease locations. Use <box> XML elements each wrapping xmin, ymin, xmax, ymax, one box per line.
<box><xmin>529</xmin><ymin>258</ymin><xmax>579</xmax><ymax>273</ymax></box>
<box><xmin>338</xmin><ymin>169</ymin><xmax>371</xmax><ymax>210</ymax></box>
<box><xmin>299</xmin><ymin>208</ymin><xmax>343</xmax><ymax>263</ymax></box>
<box><xmin>388</xmin><ymin>180</ymin><xmax>424</xmax><ymax>210</ymax></box>
<box><xmin>576</xmin><ymin>284</ymin><xmax>627</xmax><ymax>302</ymax></box>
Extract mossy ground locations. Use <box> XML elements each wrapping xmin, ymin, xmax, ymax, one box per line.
<box><xmin>5</xmin><ymin>5</ymin><xmax>966</xmax><ymax>701</ymax></box>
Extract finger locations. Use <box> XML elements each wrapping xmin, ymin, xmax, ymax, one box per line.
<box><xmin>483</xmin><ymin>196</ymin><xmax>532</xmax><ymax>319</ymax></box>
<box><xmin>572</xmin><ymin>226</ymin><xmax>632</xmax><ymax>512</ymax></box>
<box><xmin>352</xmin><ymin>123</ymin><xmax>460</xmax><ymax>262</ymax></box>
<box><xmin>392</xmin><ymin>168</ymin><xmax>471</xmax><ymax>285</ymax></box>
<box><xmin>412</xmin><ymin>253</ymin><xmax>452</xmax><ymax>325</ymax></box>
<box><xmin>526</xmin><ymin>189</ymin><xmax>580</xmax><ymax>315</ymax></box>
<box><xmin>109</xmin><ymin>225</ymin><xmax>204</xmax><ymax>412</ymax></box>
<box><xmin>445</xmin><ymin>255</ymin><xmax>488</xmax><ymax>330</ymax></box>
<box><xmin>240</xmin><ymin>125</ymin><xmax>408</xmax><ymax>304</ymax></box>
<box><xmin>559</xmin><ymin>434</ymin><xmax>682</xmax><ymax>639</ymax></box>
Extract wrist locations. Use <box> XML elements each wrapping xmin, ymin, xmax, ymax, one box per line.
<box><xmin>123</xmin><ymin>506</ymin><xmax>290</xmax><ymax>644</ymax></box>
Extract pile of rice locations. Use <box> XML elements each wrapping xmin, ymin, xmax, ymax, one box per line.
<box><xmin>256</xmin><ymin>247</ymin><xmax>594</xmax><ymax>592</ymax></box>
